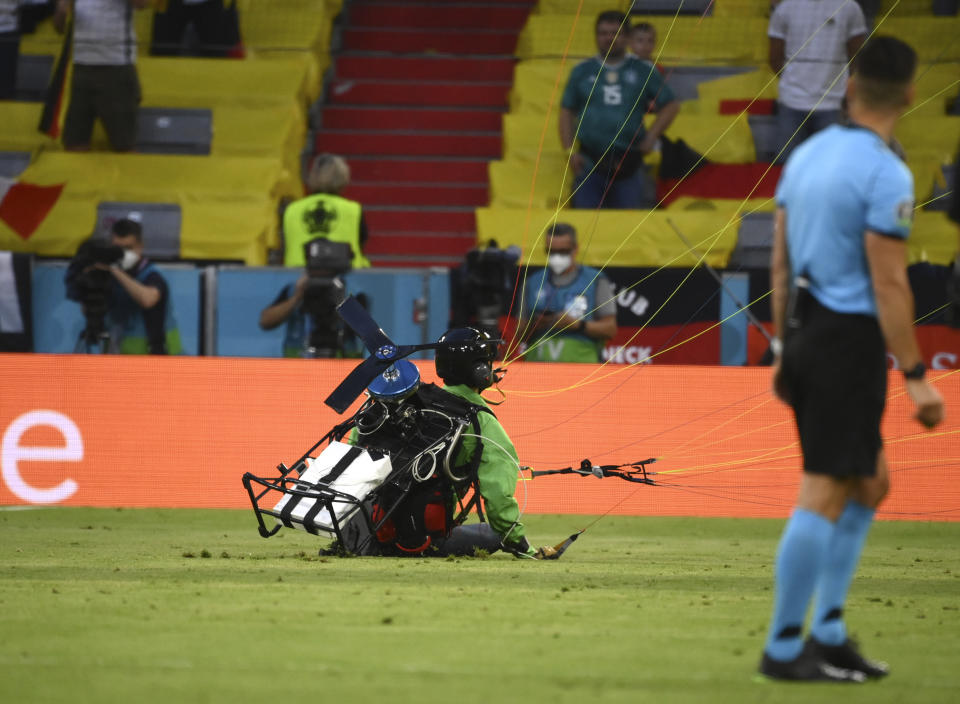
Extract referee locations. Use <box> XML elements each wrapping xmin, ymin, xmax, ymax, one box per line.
<box><xmin>760</xmin><ymin>36</ymin><xmax>944</xmax><ymax>682</ymax></box>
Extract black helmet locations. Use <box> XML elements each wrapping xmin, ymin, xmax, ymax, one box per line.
<box><xmin>435</xmin><ymin>327</ymin><xmax>500</xmax><ymax>390</ymax></box>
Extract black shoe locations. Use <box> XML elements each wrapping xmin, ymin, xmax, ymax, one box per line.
<box><xmin>805</xmin><ymin>637</ymin><xmax>890</xmax><ymax>679</ymax></box>
<box><xmin>759</xmin><ymin>650</ymin><xmax>867</xmax><ymax>682</ymax></box>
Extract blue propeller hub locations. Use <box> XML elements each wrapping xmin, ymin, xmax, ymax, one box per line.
<box><xmin>367</xmin><ymin>359</ymin><xmax>421</xmax><ymax>402</ymax></box>
<box><xmin>375</xmin><ymin>344</ymin><xmax>398</xmax><ymax>360</ymax></box>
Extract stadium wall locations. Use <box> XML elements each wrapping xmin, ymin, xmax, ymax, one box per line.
<box><xmin>1</xmin><ymin>355</ymin><xmax>957</xmax><ymax>521</ymax></box>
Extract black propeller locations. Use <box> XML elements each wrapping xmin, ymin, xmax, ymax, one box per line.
<box><xmin>324</xmin><ymin>296</ymin><xmax>440</xmax><ymax>413</ymax></box>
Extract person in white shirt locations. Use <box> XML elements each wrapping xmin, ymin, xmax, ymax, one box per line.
<box><xmin>768</xmin><ymin>0</ymin><xmax>867</xmax><ymax>163</ymax></box>
<box><xmin>54</xmin><ymin>0</ymin><xmax>152</xmax><ymax>152</ymax></box>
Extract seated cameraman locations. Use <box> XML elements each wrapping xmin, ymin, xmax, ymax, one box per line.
<box><xmin>65</xmin><ymin>218</ymin><xmax>181</xmax><ymax>354</ymax></box>
<box><xmin>259</xmin><ymin>238</ymin><xmax>355</xmax><ymax>358</ymax></box>
<box><xmin>519</xmin><ymin>222</ymin><xmax>617</xmax><ymax>362</ymax></box>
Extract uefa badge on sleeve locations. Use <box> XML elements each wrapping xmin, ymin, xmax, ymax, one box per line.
<box><xmin>896</xmin><ymin>199</ymin><xmax>914</xmax><ymax>230</ymax></box>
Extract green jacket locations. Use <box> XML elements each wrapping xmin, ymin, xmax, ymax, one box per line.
<box><xmin>442</xmin><ymin>384</ymin><xmax>530</xmax><ymax>551</ymax></box>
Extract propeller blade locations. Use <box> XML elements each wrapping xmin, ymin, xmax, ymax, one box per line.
<box><xmin>337</xmin><ymin>296</ymin><xmax>393</xmax><ymax>353</ymax></box>
<box><xmin>324</xmin><ymin>355</ymin><xmax>392</xmax><ymax>413</ymax></box>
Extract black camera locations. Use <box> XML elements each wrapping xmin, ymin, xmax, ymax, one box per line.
<box><xmin>301</xmin><ymin>238</ymin><xmax>354</xmax><ymax>357</ymax></box>
<box><xmin>450</xmin><ymin>239</ymin><xmax>520</xmax><ymax>340</ymax></box>
<box><xmin>65</xmin><ymin>238</ymin><xmax>124</xmax><ymax>349</ymax></box>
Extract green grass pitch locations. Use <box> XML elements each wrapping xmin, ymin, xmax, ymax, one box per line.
<box><xmin>1</xmin><ymin>508</ymin><xmax>957</xmax><ymax>703</ymax></box>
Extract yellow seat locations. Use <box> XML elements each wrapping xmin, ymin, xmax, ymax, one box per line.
<box><xmin>489</xmin><ymin>156</ymin><xmax>573</xmax><ymax>210</ymax></box>
<box><xmin>895</xmin><ymin>116</ymin><xmax>960</xmax><ymax>157</ymax></box>
<box><xmin>502</xmin><ymin>111</ymin><xmax>756</xmax><ymax>163</ymax></box>
<box><xmin>0</xmin><ymin>151</ymin><xmax>298</xmax><ymax>264</ymax></box>
<box><xmin>909</xmin><ymin>211</ymin><xmax>960</xmax><ymax>266</ymax></box>
<box><xmin>517</xmin><ymin>15</ymin><xmax>770</xmax><ymax>65</ymax></box>
<box><xmin>712</xmin><ymin>0</ymin><xmax>773</xmax><ymax>17</ymax></box>
<box><xmin>882</xmin><ymin>18</ymin><xmax>960</xmax><ymax>62</ymax></box>
<box><xmin>509</xmin><ymin>59</ymin><xmax>574</xmax><ymax>115</ymax></box>
<box><xmin>476</xmin><ymin>206</ymin><xmax>743</xmax><ymax>269</ymax></box>
<box><xmin>0</xmin><ymin>101</ymin><xmax>54</xmax><ymax>153</ymax></box>
<box><xmin>137</xmin><ymin>56</ymin><xmax>315</xmax><ymax>111</ymax></box>
<box><xmin>664</xmin><ymin>196</ymin><xmax>777</xmax><ymax>213</ymax></box>
<box><xmin>695</xmin><ymin>69</ymin><xmax>779</xmax><ymax>102</ymax></box>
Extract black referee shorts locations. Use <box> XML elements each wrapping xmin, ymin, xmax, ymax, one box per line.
<box><xmin>782</xmin><ymin>295</ymin><xmax>887</xmax><ymax>478</ymax></box>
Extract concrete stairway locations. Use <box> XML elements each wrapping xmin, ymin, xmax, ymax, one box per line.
<box><xmin>314</xmin><ymin>0</ymin><xmax>536</xmax><ymax>267</ymax></box>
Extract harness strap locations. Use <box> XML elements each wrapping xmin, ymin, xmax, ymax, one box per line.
<box><xmin>280</xmin><ymin>445</ymin><xmax>364</xmax><ymax>530</ymax></box>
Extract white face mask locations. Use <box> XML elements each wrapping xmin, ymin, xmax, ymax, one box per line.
<box><xmin>120</xmin><ymin>248</ymin><xmax>140</xmax><ymax>270</ymax></box>
<box><xmin>547</xmin><ymin>253</ymin><xmax>572</xmax><ymax>276</ymax></box>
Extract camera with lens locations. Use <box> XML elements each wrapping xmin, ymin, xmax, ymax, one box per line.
<box><xmin>301</xmin><ymin>237</ymin><xmax>354</xmax><ymax>357</ymax></box>
<box><xmin>65</xmin><ymin>238</ymin><xmax>124</xmax><ymax>348</ymax></box>
<box><xmin>450</xmin><ymin>239</ymin><xmax>520</xmax><ymax>340</ymax></box>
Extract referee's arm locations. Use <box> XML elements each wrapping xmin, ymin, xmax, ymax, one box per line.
<box><xmin>865</xmin><ymin>231</ymin><xmax>922</xmax><ymax>371</ymax></box>
<box><xmin>769</xmin><ymin>208</ymin><xmax>790</xmax><ymax>402</ymax></box>
<box><xmin>865</xmin><ymin>230</ymin><xmax>944</xmax><ymax>428</ymax></box>
<box><xmin>770</xmin><ymin>208</ymin><xmax>790</xmax><ymax>343</ymax></box>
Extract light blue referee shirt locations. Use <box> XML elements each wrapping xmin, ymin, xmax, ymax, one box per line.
<box><xmin>775</xmin><ymin>124</ymin><xmax>914</xmax><ymax>316</ymax></box>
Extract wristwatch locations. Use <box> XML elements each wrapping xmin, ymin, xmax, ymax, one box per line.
<box><xmin>577</xmin><ymin>319</ymin><xmax>587</xmax><ymax>334</ymax></box>
<box><xmin>903</xmin><ymin>361</ymin><xmax>926</xmax><ymax>380</ymax></box>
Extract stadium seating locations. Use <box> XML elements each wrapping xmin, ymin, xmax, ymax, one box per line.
<box><xmin>2</xmin><ymin>2</ymin><xmax>340</xmax><ymax>265</ymax></box>
<box><xmin>476</xmin><ymin>205</ymin><xmax>743</xmax><ymax>268</ymax></box>
<box><xmin>516</xmin><ymin>15</ymin><xmax>770</xmax><ymax>64</ymax></box>
<box><xmin>0</xmin><ymin>151</ymin><xmax>31</xmax><ymax>178</ymax></box>
<box><xmin>483</xmin><ymin>1</ymin><xmax>960</xmax><ymax>272</ymax></box>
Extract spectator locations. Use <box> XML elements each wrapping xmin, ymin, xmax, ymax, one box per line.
<box><xmin>0</xmin><ymin>1</ymin><xmax>20</xmax><ymax>99</ymax></box>
<box><xmin>53</xmin><ymin>0</ymin><xmax>152</xmax><ymax>152</ymax></box>
<box><xmin>260</xmin><ymin>273</ymin><xmax>313</xmax><ymax>357</ymax></box>
<box><xmin>0</xmin><ymin>0</ymin><xmax>52</xmax><ymax>99</ymax></box>
<box><xmin>520</xmin><ymin>222</ymin><xmax>617</xmax><ymax>362</ymax></box>
<box><xmin>768</xmin><ymin>0</ymin><xmax>867</xmax><ymax>163</ymax></box>
<box><xmin>560</xmin><ymin>10</ymin><xmax>678</xmax><ymax>210</ymax></box>
<box><xmin>150</xmin><ymin>0</ymin><xmax>242</xmax><ymax>58</ymax></box>
<box><xmin>629</xmin><ymin>21</ymin><xmax>661</xmax><ymax>73</ymax></box>
<box><xmin>282</xmin><ymin>153</ymin><xmax>371</xmax><ymax>269</ymax></box>
<box><xmin>65</xmin><ymin>218</ymin><xmax>182</xmax><ymax>354</ymax></box>
<box><xmin>259</xmin><ymin>272</ymin><xmax>357</xmax><ymax>359</ymax></box>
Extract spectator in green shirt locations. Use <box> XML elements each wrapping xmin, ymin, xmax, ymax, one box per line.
<box><xmin>560</xmin><ymin>10</ymin><xmax>679</xmax><ymax>209</ymax></box>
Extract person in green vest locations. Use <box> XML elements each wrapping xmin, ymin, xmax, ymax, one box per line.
<box><xmin>282</xmin><ymin>153</ymin><xmax>371</xmax><ymax>269</ymax></box>
<box><xmin>65</xmin><ymin>218</ymin><xmax>182</xmax><ymax>354</ymax></box>
<box><xmin>520</xmin><ymin>222</ymin><xmax>617</xmax><ymax>362</ymax></box>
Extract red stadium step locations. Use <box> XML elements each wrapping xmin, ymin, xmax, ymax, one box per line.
<box><xmin>365</xmin><ymin>233</ymin><xmax>478</xmax><ymax>257</ymax></box>
<box><xmin>355</xmin><ymin>0</ymin><xmax>534</xmax><ymax>4</ymax></box>
<box><xmin>719</xmin><ymin>98</ymin><xmax>776</xmax><ymax>115</ymax></box>
<box><xmin>328</xmin><ymin>79</ymin><xmax>510</xmax><ymax>107</ymax></box>
<box><xmin>349</xmin><ymin>3</ymin><xmax>529</xmax><ymax>30</ymax></box>
<box><xmin>347</xmin><ymin>157</ymin><xmax>490</xmax><ymax>183</ymax></box>
<box><xmin>342</xmin><ymin>28</ymin><xmax>519</xmax><ymax>54</ymax></box>
<box><xmin>657</xmin><ymin>163</ymin><xmax>783</xmax><ymax>207</ymax></box>
<box><xmin>323</xmin><ymin>106</ymin><xmax>503</xmax><ymax>132</ymax></box>
<box><xmin>364</xmin><ymin>208</ymin><xmax>476</xmax><ymax>233</ymax></box>
<box><xmin>336</xmin><ymin>55</ymin><xmax>516</xmax><ymax>82</ymax></box>
<box><xmin>316</xmin><ymin>130</ymin><xmax>501</xmax><ymax>158</ymax></box>
<box><xmin>344</xmin><ymin>182</ymin><xmax>488</xmax><ymax>207</ymax></box>
<box><xmin>368</xmin><ymin>254</ymin><xmax>469</xmax><ymax>267</ymax></box>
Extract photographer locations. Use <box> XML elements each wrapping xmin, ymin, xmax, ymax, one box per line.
<box><xmin>259</xmin><ymin>238</ymin><xmax>354</xmax><ymax>358</ymax></box>
<box><xmin>65</xmin><ymin>218</ymin><xmax>181</xmax><ymax>354</ymax></box>
<box><xmin>282</xmin><ymin>153</ymin><xmax>370</xmax><ymax>269</ymax></box>
<box><xmin>449</xmin><ymin>240</ymin><xmax>520</xmax><ymax>341</ymax></box>
<box><xmin>520</xmin><ymin>222</ymin><xmax>617</xmax><ymax>363</ymax></box>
